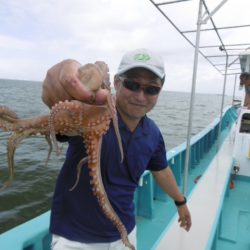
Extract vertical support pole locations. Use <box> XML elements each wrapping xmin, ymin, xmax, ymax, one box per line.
<box><xmin>217</xmin><ymin>55</ymin><xmax>228</xmax><ymax>151</ymax></box>
<box><xmin>182</xmin><ymin>0</ymin><xmax>203</xmax><ymax>195</ymax></box>
<box><xmin>246</xmin><ymin>55</ymin><xmax>250</xmax><ymax>73</ymax></box>
<box><xmin>232</xmin><ymin>74</ymin><xmax>237</xmax><ymax>106</ymax></box>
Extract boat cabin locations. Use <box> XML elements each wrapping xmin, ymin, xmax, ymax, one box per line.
<box><xmin>233</xmin><ymin>109</ymin><xmax>250</xmax><ymax>176</ymax></box>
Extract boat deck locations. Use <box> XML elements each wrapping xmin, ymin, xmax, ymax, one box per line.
<box><xmin>216</xmin><ymin>176</ymin><xmax>250</xmax><ymax>250</ymax></box>
<box><xmin>154</xmin><ymin>133</ymin><xmax>234</xmax><ymax>250</ymax></box>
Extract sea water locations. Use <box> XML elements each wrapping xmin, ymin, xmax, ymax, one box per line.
<box><xmin>0</xmin><ymin>79</ymin><xmax>232</xmax><ymax>233</ymax></box>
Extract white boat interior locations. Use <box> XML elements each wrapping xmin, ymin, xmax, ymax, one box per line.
<box><xmin>154</xmin><ymin>108</ymin><xmax>250</xmax><ymax>250</ymax></box>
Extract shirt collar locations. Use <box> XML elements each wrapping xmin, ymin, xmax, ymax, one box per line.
<box><xmin>117</xmin><ymin>111</ymin><xmax>150</xmax><ymax>137</ymax></box>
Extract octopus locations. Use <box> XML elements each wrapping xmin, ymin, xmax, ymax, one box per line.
<box><xmin>0</xmin><ymin>62</ymin><xmax>135</xmax><ymax>250</ymax></box>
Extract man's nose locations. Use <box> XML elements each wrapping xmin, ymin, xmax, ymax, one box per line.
<box><xmin>134</xmin><ymin>88</ymin><xmax>147</xmax><ymax>100</ymax></box>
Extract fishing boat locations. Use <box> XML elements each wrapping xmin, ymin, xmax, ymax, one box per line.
<box><xmin>0</xmin><ymin>0</ymin><xmax>250</xmax><ymax>249</ymax></box>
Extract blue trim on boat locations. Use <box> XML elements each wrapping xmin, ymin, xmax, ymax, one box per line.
<box><xmin>0</xmin><ymin>212</ymin><xmax>51</xmax><ymax>250</ymax></box>
<box><xmin>234</xmin><ymin>174</ymin><xmax>250</xmax><ymax>182</ymax></box>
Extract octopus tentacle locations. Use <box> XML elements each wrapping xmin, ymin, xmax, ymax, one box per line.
<box><xmin>0</xmin><ymin>109</ymin><xmax>54</xmax><ymax>190</ymax></box>
<box><xmin>49</xmin><ymin>101</ymin><xmax>63</xmax><ymax>156</ymax></box>
<box><xmin>86</xmin><ymin>134</ymin><xmax>135</xmax><ymax>250</ymax></box>
<box><xmin>48</xmin><ymin>99</ymin><xmax>87</xmax><ymax>155</ymax></box>
<box><xmin>0</xmin><ymin>128</ymin><xmax>54</xmax><ymax>191</ymax></box>
<box><xmin>0</xmin><ymin>106</ymin><xmax>19</xmax><ymax>131</ymax></box>
<box><xmin>107</xmin><ymin>94</ymin><xmax>124</xmax><ymax>162</ymax></box>
<box><xmin>69</xmin><ymin>156</ymin><xmax>88</xmax><ymax>191</ymax></box>
<box><xmin>44</xmin><ymin>134</ymin><xmax>53</xmax><ymax>167</ymax></box>
<box><xmin>0</xmin><ymin>130</ymin><xmax>32</xmax><ymax>191</ymax></box>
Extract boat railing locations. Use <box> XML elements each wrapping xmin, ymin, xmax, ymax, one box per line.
<box><xmin>0</xmin><ymin>211</ymin><xmax>51</xmax><ymax>250</ymax></box>
<box><xmin>135</xmin><ymin>106</ymin><xmax>237</xmax><ymax>250</ymax></box>
<box><xmin>134</xmin><ymin>105</ymin><xmax>237</xmax><ymax>219</ymax></box>
<box><xmin>152</xmin><ymin>121</ymin><xmax>235</xmax><ymax>250</ymax></box>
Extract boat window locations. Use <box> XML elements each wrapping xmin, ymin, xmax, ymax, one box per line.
<box><xmin>240</xmin><ymin>113</ymin><xmax>250</xmax><ymax>133</ymax></box>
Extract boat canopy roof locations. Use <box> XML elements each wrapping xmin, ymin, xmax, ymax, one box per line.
<box><xmin>149</xmin><ymin>0</ymin><xmax>250</xmax><ymax>76</ymax></box>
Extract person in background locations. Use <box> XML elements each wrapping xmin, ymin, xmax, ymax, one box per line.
<box><xmin>239</xmin><ymin>72</ymin><xmax>250</xmax><ymax>108</ymax></box>
<box><xmin>42</xmin><ymin>48</ymin><xmax>192</xmax><ymax>250</ymax></box>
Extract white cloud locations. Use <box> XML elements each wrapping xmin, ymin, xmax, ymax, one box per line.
<box><xmin>0</xmin><ymin>0</ymin><xmax>249</xmax><ymax>97</ymax></box>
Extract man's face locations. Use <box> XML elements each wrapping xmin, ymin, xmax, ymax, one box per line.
<box><xmin>114</xmin><ymin>68</ymin><xmax>162</xmax><ymax>122</ymax></box>
<box><xmin>240</xmin><ymin>75</ymin><xmax>246</xmax><ymax>85</ymax></box>
<box><xmin>240</xmin><ymin>74</ymin><xmax>250</xmax><ymax>86</ymax></box>
<box><xmin>245</xmin><ymin>79</ymin><xmax>250</xmax><ymax>86</ymax></box>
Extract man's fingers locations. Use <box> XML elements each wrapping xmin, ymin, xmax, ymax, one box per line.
<box><xmin>61</xmin><ymin>76</ymin><xmax>93</xmax><ymax>101</ymax></box>
<box><xmin>61</xmin><ymin>76</ymin><xmax>109</xmax><ymax>104</ymax></box>
<box><xmin>95</xmin><ymin>89</ymin><xmax>109</xmax><ymax>104</ymax></box>
<box><xmin>42</xmin><ymin>59</ymin><xmax>109</xmax><ymax>107</ymax></box>
<box><xmin>178</xmin><ymin>216</ymin><xmax>191</xmax><ymax>232</ymax></box>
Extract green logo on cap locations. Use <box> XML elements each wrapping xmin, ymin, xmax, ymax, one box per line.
<box><xmin>134</xmin><ymin>53</ymin><xmax>151</xmax><ymax>62</ymax></box>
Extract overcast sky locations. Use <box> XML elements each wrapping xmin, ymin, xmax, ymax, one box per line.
<box><xmin>1</xmin><ymin>0</ymin><xmax>250</xmax><ymax>97</ymax></box>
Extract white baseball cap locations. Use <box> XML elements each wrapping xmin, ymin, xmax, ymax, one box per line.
<box><xmin>117</xmin><ymin>48</ymin><xmax>165</xmax><ymax>81</ymax></box>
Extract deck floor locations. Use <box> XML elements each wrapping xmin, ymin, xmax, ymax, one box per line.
<box><xmin>216</xmin><ymin>177</ymin><xmax>250</xmax><ymax>250</ymax></box>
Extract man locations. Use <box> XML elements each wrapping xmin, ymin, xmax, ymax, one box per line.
<box><xmin>239</xmin><ymin>72</ymin><xmax>250</xmax><ymax>108</ymax></box>
<box><xmin>42</xmin><ymin>48</ymin><xmax>192</xmax><ymax>250</ymax></box>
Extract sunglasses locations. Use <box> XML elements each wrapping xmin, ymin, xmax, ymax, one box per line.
<box><xmin>118</xmin><ymin>77</ymin><xmax>161</xmax><ymax>96</ymax></box>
